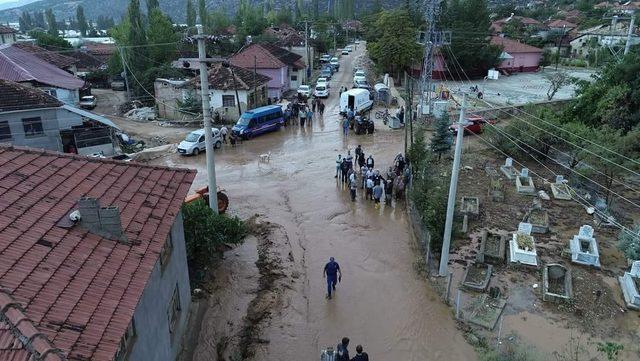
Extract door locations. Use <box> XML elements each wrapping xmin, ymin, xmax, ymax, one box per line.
<box><xmin>198</xmin><ymin>135</ymin><xmax>206</xmax><ymax>151</ymax></box>
<box><xmin>348</xmin><ymin>95</ymin><xmax>355</xmax><ymax>110</ymax></box>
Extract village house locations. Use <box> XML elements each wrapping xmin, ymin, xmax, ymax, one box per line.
<box><xmin>490</xmin><ymin>36</ymin><xmax>544</xmax><ymax>73</ymax></box>
<box><xmin>0</xmin><ymin>144</ymin><xmax>195</xmax><ymax>361</ymax></box>
<box><xmin>264</xmin><ymin>24</ymin><xmax>314</xmax><ymax>82</ymax></box>
<box><xmin>230</xmin><ymin>43</ymin><xmax>305</xmax><ymax>99</ymax></box>
<box><xmin>490</xmin><ymin>15</ymin><xmax>547</xmax><ymax>36</ymax></box>
<box><xmin>0</xmin><ymin>25</ymin><xmax>17</xmax><ymax>45</ymax></box>
<box><xmin>12</xmin><ymin>42</ymin><xmax>79</xmax><ymax>75</ymax></box>
<box><xmin>0</xmin><ymin>44</ymin><xmax>86</xmax><ymax>104</ymax></box>
<box><xmin>570</xmin><ymin>22</ymin><xmax>640</xmax><ymax>58</ymax></box>
<box><xmin>0</xmin><ymin>79</ymin><xmax>119</xmax><ymax>155</ymax></box>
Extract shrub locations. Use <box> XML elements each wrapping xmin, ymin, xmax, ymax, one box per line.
<box><xmin>618</xmin><ymin>224</ymin><xmax>640</xmax><ymax>261</ymax></box>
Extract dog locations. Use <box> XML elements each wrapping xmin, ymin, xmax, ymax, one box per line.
<box><xmin>259</xmin><ymin>151</ymin><xmax>271</xmax><ymax>163</ymax></box>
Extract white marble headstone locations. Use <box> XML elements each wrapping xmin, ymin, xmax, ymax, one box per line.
<box><xmin>518</xmin><ymin>222</ymin><xmax>533</xmax><ymax>235</ymax></box>
<box><xmin>631</xmin><ymin>260</ymin><xmax>640</xmax><ymax>277</ymax></box>
<box><xmin>555</xmin><ymin>175</ymin><xmax>564</xmax><ymax>184</ymax></box>
<box><xmin>505</xmin><ymin>157</ymin><xmax>513</xmax><ymax>167</ymax></box>
<box><xmin>578</xmin><ymin>225</ymin><xmax>594</xmax><ymax>239</ymax></box>
<box><xmin>521</xmin><ymin>168</ymin><xmax>529</xmax><ymax>178</ymax></box>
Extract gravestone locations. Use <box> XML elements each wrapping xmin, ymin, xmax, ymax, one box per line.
<box><xmin>543</xmin><ymin>264</ymin><xmax>573</xmax><ymax>303</ymax></box>
<box><xmin>477</xmin><ymin>229</ymin><xmax>507</xmax><ymax>264</ymax></box>
<box><xmin>516</xmin><ymin>168</ymin><xmax>536</xmax><ymax>195</ymax></box>
<box><xmin>488</xmin><ymin>178</ymin><xmax>504</xmax><ymax>202</ymax></box>
<box><xmin>525</xmin><ymin>207</ymin><xmax>550</xmax><ymax>234</ymax></box>
<box><xmin>569</xmin><ymin>225</ymin><xmax>601</xmax><ymax>268</ymax></box>
<box><xmin>550</xmin><ymin>174</ymin><xmax>572</xmax><ymax>200</ymax></box>
<box><xmin>618</xmin><ymin>260</ymin><xmax>640</xmax><ymax>310</ymax></box>
<box><xmin>509</xmin><ymin>222</ymin><xmax>538</xmax><ymax>267</ymax></box>
<box><xmin>500</xmin><ymin>157</ymin><xmax>519</xmax><ymax>181</ymax></box>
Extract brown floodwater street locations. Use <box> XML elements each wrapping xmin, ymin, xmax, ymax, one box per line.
<box><xmin>154</xmin><ymin>44</ymin><xmax>477</xmax><ymax>360</ymax></box>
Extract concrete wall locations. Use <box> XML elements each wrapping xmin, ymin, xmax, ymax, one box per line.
<box><xmin>154</xmin><ymin>80</ymin><xmax>197</xmax><ymax>120</ymax></box>
<box><xmin>0</xmin><ymin>33</ymin><xmax>16</xmax><ymax>45</ymax></box>
<box><xmin>127</xmin><ymin>211</ymin><xmax>192</xmax><ymax>361</ymax></box>
<box><xmin>257</xmin><ymin>67</ymin><xmax>287</xmax><ymax>98</ymax></box>
<box><xmin>42</xmin><ymin>87</ymin><xmax>80</xmax><ymax>105</ymax></box>
<box><xmin>0</xmin><ymin>108</ymin><xmax>64</xmax><ymax>151</ymax></box>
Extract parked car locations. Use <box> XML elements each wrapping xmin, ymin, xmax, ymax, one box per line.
<box><xmin>354</xmin><ymin>70</ymin><xmax>367</xmax><ymax>78</ymax></box>
<box><xmin>314</xmin><ymin>84</ymin><xmax>329</xmax><ymax>98</ymax></box>
<box><xmin>317</xmin><ymin>77</ymin><xmax>329</xmax><ymax>88</ymax></box>
<box><xmin>449</xmin><ymin>115</ymin><xmax>496</xmax><ymax>135</ymax></box>
<box><xmin>232</xmin><ymin>105</ymin><xmax>285</xmax><ymax>139</ymax></box>
<box><xmin>330</xmin><ymin>57</ymin><xmax>340</xmax><ymax>70</ymax></box>
<box><xmin>319</xmin><ymin>54</ymin><xmax>331</xmax><ymax>63</ymax></box>
<box><xmin>297</xmin><ymin>85</ymin><xmax>311</xmax><ymax>98</ymax></box>
<box><xmin>79</xmin><ymin>95</ymin><xmax>97</xmax><ymax>109</ymax></box>
<box><xmin>178</xmin><ymin>128</ymin><xmax>222</xmax><ymax>155</ymax></box>
<box><xmin>345</xmin><ymin>46</ymin><xmax>353</xmax><ymax>52</ymax></box>
<box><xmin>341</xmin><ymin>49</ymin><xmax>349</xmax><ymax>55</ymax></box>
<box><xmin>353</xmin><ymin>79</ymin><xmax>371</xmax><ymax>90</ymax></box>
<box><xmin>110</xmin><ymin>80</ymin><xmax>125</xmax><ymax>91</ymax></box>
<box><xmin>320</xmin><ymin>68</ymin><xmax>333</xmax><ymax>79</ymax></box>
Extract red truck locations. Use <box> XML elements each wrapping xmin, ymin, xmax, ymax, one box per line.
<box><xmin>449</xmin><ymin>115</ymin><xmax>496</xmax><ymax>135</ymax></box>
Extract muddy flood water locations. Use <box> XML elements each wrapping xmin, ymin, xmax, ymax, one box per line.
<box><xmin>155</xmin><ymin>45</ymin><xmax>477</xmax><ymax>360</ymax></box>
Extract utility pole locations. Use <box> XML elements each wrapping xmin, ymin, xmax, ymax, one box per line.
<box><xmin>196</xmin><ymin>24</ymin><xmax>219</xmax><ymax>213</ymax></box>
<box><xmin>555</xmin><ymin>24</ymin><xmax>565</xmax><ymax>71</ymax></box>
<box><xmin>253</xmin><ymin>55</ymin><xmax>257</xmax><ymax>107</ymax></box>
<box><xmin>418</xmin><ymin>0</ymin><xmax>450</xmax><ymax>117</ymax></box>
<box><xmin>404</xmin><ymin>76</ymin><xmax>410</xmax><ymax>155</ymax></box>
<box><xmin>439</xmin><ymin>93</ymin><xmax>467</xmax><ymax>277</ymax></box>
<box><xmin>118</xmin><ymin>47</ymin><xmax>131</xmax><ymax>101</ymax></box>
<box><xmin>624</xmin><ymin>13</ymin><xmax>635</xmax><ymax>55</ymax></box>
<box><xmin>409</xmin><ymin>79</ymin><xmax>414</xmax><ymax>146</ymax></box>
<box><xmin>305</xmin><ymin>20</ymin><xmax>310</xmax><ymax>81</ymax></box>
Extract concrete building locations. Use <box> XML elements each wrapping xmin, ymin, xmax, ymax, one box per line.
<box><xmin>570</xmin><ymin>23</ymin><xmax>640</xmax><ymax>58</ymax></box>
<box><xmin>0</xmin><ymin>144</ymin><xmax>195</xmax><ymax>361</ymax></box>
<box><xmin>154</xmin><ymin>78</ymin><xmax>197</xmax><ymax>120</ymax></box>
<box><xmin>264</xmin><ymin>25</ymin><xmax>314</xmax><ymax>85</ymax></box>
<box><xmin>0</xmin><ymin>79</ymin><xmax>118</xmax><ymax>155</ymax></box>
<box><xmin>0</xmin><ymin>44</ymin><xmax>86</xmax><ymax>104</ymax></box>
<box><xmin>231</xmin><ymin>43</ymin><xmax>305</xmax><ymax>99</ymax></box>
<box><xmin>491</xmin><ymin>36</ymin><xmax>544</xmax><ymax>73</ymax></box>
<box><xmin>0</xmin><ymin>25</ymin><xmax>16</xmax><ymax>45</ymax></box>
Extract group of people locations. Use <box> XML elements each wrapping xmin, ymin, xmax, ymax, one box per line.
<box><xmin>335</xmin><ymin>146</ymin><xmax>409</xmax><ymax>207</ymax></box>
<box><xmin>284</xmin><ymin>96</ymin><xmax>326</xmax><ymax>127</ymax></box>
<box><xmin>333</xmin><ymin>337</ymin><xmax>369</xmax><ymax>361</ymax></box>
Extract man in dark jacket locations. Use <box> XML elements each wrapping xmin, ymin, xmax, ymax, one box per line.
<box><xmin>350</xmin><ymin>345</ymin><xmax>369</xmax><ymax>361</ymax></box>
<box><xmin>336</xmin><ymin>337</ymin><xmax>350</xmax><ymax>361</ymax></box>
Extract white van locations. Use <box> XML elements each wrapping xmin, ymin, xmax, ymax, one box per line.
<box><xmin>340</xmin><ymin>88</ymin><xmax>373</xmax><ymax>115</ymax></box>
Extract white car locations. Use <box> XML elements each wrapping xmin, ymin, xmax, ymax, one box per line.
<box><xmin>353</xmin><ymin>78</ymin><xmax>369</xmax><ymax>89</ymax></box>
<box><xmin>354</xmin><ymin>70</ymin><xmax>367</xmax><ymax>78</ymax></box>
<box><xmin>330</xmin><ymin>57</ymin><xmax>339</xmax><ymax>69</ymax></box>
<box><xmin>177</xmin><ymin>128</ymin><xmax>222</xmax><ymax>155</ymax></box>
<box><xmin>297</xmin><ymin>85</ymin><xmax>311</xmax><ymax>98</ymax></box>
<box><xmin>316</xmin><ymin>77</ymin><xmax>330</xmax><ymax>88</ymax></box>
<box><xmin>345</xmin><ymin>46</ymin><xmax>353</xmax><ymax>52</ymax></box>
<box><xmin>79</xmin><ymin>95</ymin><xmax>97</xmax><ymax>109</ymax></box>
<box><xmin>341</xmin><ymin>49</ymin><xmax>349</xmax><ymax>55</ymax></box>
<box><xmin>314</xmin><ymin>84</ymin><xmax>329</xmax><ymax>98</ymax></box>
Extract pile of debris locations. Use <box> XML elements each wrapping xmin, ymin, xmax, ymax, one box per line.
<box><xmin>124</xmin><ymin>107</ymin><xmax>156</xmax><ymax>121</ymax></box>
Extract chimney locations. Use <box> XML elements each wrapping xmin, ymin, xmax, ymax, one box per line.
<box><xmin>78</xmin><ymin>197</ymin><xmax>128</xmax><ymax>243</ymax></box>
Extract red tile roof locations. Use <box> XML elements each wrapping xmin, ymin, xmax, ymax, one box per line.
<box><xmin>12</xmin><ymin>43</ymin><xmax>78</xmax><ymax>70</ymax></box>
<box><xmin>0</xmin><ymin>25</ymin><xmax>16</xmax><ymax>35</ymax></box>
<box><xmin>491</xmin><ymin>36</ymin><xmax>544</xmax><ymax>53</ymax></box>
<box><xmin>194</xmin><ymin>62</ymin><xmax>271</xmax><ymax>90</ymax></box>
<box><xmin>0</xmin><ymin>145</ymin><xmax>196</xmax><ymax>361</ymax></box>
<box><xmin>0</xmin><ymin>79</ymin><xmax>63</xmax><ymax>112</ymax></box>
<box><xmin>546</xmin><ymin>19</ymin><xmax>578</xmax><ymax>29</ymax></box>
<box><xmin>0</xmin><ymin>45</ymin><xmax>85</xmax><ymax>90</ymax></box>
<box><xmin>230</xmin><ymin>43</ymin><xmax>304</xmax><ymax>70</ymax></box>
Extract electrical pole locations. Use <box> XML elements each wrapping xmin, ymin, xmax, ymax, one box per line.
<box><xmin>404</xmin><ymin>77</ymin><xmax>410</xmax><ymax>155</ymax></box>
<box><xmin>439</xmin><ymin>93</ymin><xmax>467</xmax><ymax>277</ymax></box>
<box><xmin>118</xmin><ymin>47</ymin><xmax>131</xmax><ymax>101</ymax></box>
<box><xmin>555</xmin><ymin>25</ymin><xmax>565</xmax><ymax>71</ymax></box>
<box><xmin>196</xmin><ymin>24</ymin><xmax>219</xmax><ymax>213</ymax></box>
<box><xmin>418</xmin><ymin>0</ymin><xmax>449</xmax><ymax>117</ymax></box>
<box><xmin>253</xmin><ymin>55</ymin><xmax>257</xmax><ymax>107</ymax></box>
<box><xmin>305</xmin><ymin>20</ymin><xmax>310</xmax><ymax>81</ymax></box>
<box><xmin>624</xmin><ymin>14</ymin><xmax>635</xmax><ymax>55</ymax></box>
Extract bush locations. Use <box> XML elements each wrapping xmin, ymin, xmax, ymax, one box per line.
<box><xmin>182</xmin><ymin>199</ymin><xmax>247</xmax><ymax>285</ymax></box>
<box><xmin>618</xmin><ymin>224</ymin><xmax>640</xmax><ymax>261</ymax></box>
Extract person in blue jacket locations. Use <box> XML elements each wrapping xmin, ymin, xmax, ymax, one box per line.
<box><xmin>323</xmin><ymin>257</ymin><xmax>342</xmax><ymax>299</ymax></box>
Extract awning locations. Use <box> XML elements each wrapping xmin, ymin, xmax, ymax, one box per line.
<box><xmin>499</xmin><ymin>51</ymin><xmax>514</xmax><ymax>60</ymax></box>
<box><xmin>62</xmin><ymin>104</ymin><xmax>121</xmax><ymax>130</ymax></box>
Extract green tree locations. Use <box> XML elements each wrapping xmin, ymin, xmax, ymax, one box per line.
<box><xmin>147</xmin><ymin>8</ymin><xmax>178</xmax><ymax>64</ymax></box>
<box><xmin>146</xmin><ymin>0</ymin><xmax>159</xmax><ymax>13</ymax></box>
<box><xmin>45</xmin><ymin>8</ymin><xmax>58</xmax><ymax>36</ymax></box>
<box><xmin>76</xmin><ymin>6</ymin><xmax>88</xmax><ymax>37</ymax></box>
<box><xmin>440</xmin><ymin>0</ymin><xmax>501</xmax><ymax>76</ymax></box>
<box><xmin>367</xmin><ymin>9</ymin><xmax>422</xmax><ymax>78</ymax></box>
<box><xmin>198</xmin><ymin>0</ymin><xmax>207</xmax><ymax>28</ymax></box>
<box><xmin>186</xmin><ymin>0</ymin><xmax>196</xmax><ymax>28</ymax></box>
<box><xmin>122</xmin><ymin>0</ymin><xmax>149</xmax><ymax>96</ymax></box>
<box><xmin>235</xmin><ymin>0</ymin><xmax>268</xmax><ymax>41</ymax></box>
<box><xmin>33</xmin><ymin>11</ymin><xmax>46</xmax><ymax>29</ymax></box>
<box><xmin>209</xmin><ymin>9</ymin><xmax>231</xmax><ymax>34</ymax></box>
<box><xmin>430</xmin><ymin>111</ymin><xmax>453</xmax><ymax>160</ymax></box>
<box><xmin>28</xmin><ymin>30</ymin><xmax>72</xmax><ymax>49</ymax></box>
<box><xmin>618</xmin><ymin>224</ymin><xmax>640</xmax><ymax>261</ymax></box>
<box><xmin>18</xmin><ymin>11</ymin><xmax>33</xmax><ymax>32</ymax></box>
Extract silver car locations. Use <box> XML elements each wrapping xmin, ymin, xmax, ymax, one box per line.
<box><xmin>177</xmin><ymin>128</ymin><xmax>222</xmax><ymax>155</ymax></box>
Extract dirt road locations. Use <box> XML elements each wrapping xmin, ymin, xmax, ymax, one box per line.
<box><xmin>157</xmin><ymin>44</ymin><xmax>476</xmax><ymax>360</ymax></box>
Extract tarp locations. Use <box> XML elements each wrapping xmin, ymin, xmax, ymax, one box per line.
<box><xmin>62</xmin><ymin>104</ymin><xmax>121</xmax><ymax>130</ymax></box>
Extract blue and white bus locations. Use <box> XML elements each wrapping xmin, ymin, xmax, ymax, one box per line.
<box><xmin>231</xmin><ymin>105</ymin><xmax>284</xmax><ymax>139</ymax></box>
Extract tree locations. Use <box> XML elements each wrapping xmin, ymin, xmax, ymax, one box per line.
<box><xmin>618</xmin><ymin>224</ymin><xmax>640</xmax><ymax>261</ymax></box>
<box><xmin>28</xmin><ymin>30</ymin><xmax>72</xmax><ymax>49</ymax></box>
<box><xmin>186</xmin><ymin>0</ymin><xmax>196</xmax><ymax>28</ymax></box>
<box><xmin>198</xmin><ymin>0</ymin><xmax>207</xmax><ymax>29</ymax></box>
<box><xmin>33</xmin><ymin>11</ymin><xmax>46</xmax><ymax>29</ymax></box>
<box><xmin>146</xmin><ymin>0</ymin><xmax>160</xmax><ymax>13</ymax></box>
<box><xmin>545</xmin><ymin>71</ymin><xmax>572</xmax><ymax>100</ymax></box>
<box><xmin>45</xmin><ymin>8</ymin><xmax>58</xmax><ymax>36</ymax></box>
<box><xmin>430</xmin><ymin>111</ymin><xmax>453</xmax><ymax>160</ymax></box>
<box><xmin>18</xmin><ymin>11</ymin><xmax>33</xmax><ymax>32</ymax></box>
<box><xmin>440</xmin><ymin>0</ymin><xmax>502</xmax><ymax>77</ymax></box>
<box><xmin>96</xmin><ymin>15</ymin><xmax>115</xmax><ymax>30</ymax></box>
<box><xmin>76</xmin><ymin>6</ymin><xmax>88</xmax><ymax>37</ymax></box>
<box><xmin>124</xmin><ymin>0</ymin><xmax>148</xmax><ymax>95</ymax></box>
<box><xmin>147</xmin><ymin>8</ymin><xmax>178</xmax><ymax>64</ymax></box>
<box><xmin>209</xmin><ymin>9</ymin><xmax>231</xmax><ymax>34</ymax></box>
<box><xmin>367</xmin><ymin>9</ymin><xmax>422</xmax><ymax>78</ymax></box>
<box><xmin>235</xmin><ymin>0</ymin><xmax>268</xmax><ymax>41</ymax></box>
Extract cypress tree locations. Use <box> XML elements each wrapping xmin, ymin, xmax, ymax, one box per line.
<box><xmin>430</xmin><ymin>111</ymin><xmax>453</xmax><ymax>160</ymax></box>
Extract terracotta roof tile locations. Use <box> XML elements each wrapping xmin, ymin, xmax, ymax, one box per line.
<box><xmin>490</xmin><ymin>36</ymin><xmax>544</xmax><ymax>53</ymax></box>
<box><xmin>0</xmin><ymin>80</ymin><xmax>63</xmax><ymax>112</ymax></box>
<box><xmin>230</xmin><ymin>43</ymin><xmax>304</xmax><ymax>70</ymax></box>
<box><xmin>0</xmin><ymin>145</ymin><xmax>195</xmax><ymax>360</ymax></box>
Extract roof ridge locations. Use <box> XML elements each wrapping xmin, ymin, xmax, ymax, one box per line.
<box><xmin>0</xmin><ymin>289</ymin><xmax>67</xmax><ymax>361</ymax></box>
<box><xmin>0</xmin><ymin>145</ymin><xmax>196</xmax><ymax>174</ymax></box>
<box><xmin>0</xmin><ymin>47</ymin><xmax>35</xmax><ymax>82</ymax></box>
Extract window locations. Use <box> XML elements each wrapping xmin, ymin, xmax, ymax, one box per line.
<box><xmin>0</xmin><ymin>121</ymin><xmax>10</xmax><ymax>141</ymax></box>
<box><xmin>114</xmin><ymin>318</ymin><xmax>136</xmax><ymax>361</ymax></box>
<box><xmin>22</xmin><ymin>117</ymin><xmax>44</xmax><ymax>137</ymax></box>
<box><xmin>222</xmin><ymin>95</ymin><xmax>235</xmax><ymax>107</ymax></box>
<box><xmin>167</xmin><ymin>283</ymin><xmax>181</xmax><ymax>334</ymax></box>
<box><xmin>291</xmin><ymin>74</ymin><xmax>298</xmax><ymax>81</ymax></box>
<box><xmin>44</xmin><ymin>89</ymin><xmax>57</xmax><ymax>98</ymax></box>
<box><xmin>160</xmin><ymin>233</ymin><xmax>174</xmax><ymax>270</ymax></box>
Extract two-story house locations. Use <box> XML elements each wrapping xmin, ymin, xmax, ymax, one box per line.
<box><xmin>0</xmin><ymin>144</ymin><xmax>195</xmax><ymax>361</ymax></box>
<box><xmin>0</xmin><ymin>25</ymin><xmax>16</xmax><ymax>45</ymax></box>
<box><xmin>230</xmin><ymin>43</ymin><xmax>305</xmax><ymax>99</ymax></box>
<box><xmin>0</xmin><ymin>79</ymin><xmax>118</xmax><ymax>155</ymax></box>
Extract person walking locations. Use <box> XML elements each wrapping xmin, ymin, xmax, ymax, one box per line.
<box><xmin>365</xmin><ymin>177</ymin><xmax>374</xmax><ymax>200</ymax></box>
<box><xmin>220</xmin><ymin>125</ymin><xmax>228</xmax><ymax>144</ymax></box>
<box><xmin>342</xmin><ymin>116</ymin><xmax>350</xmax><ymax>136</ymax></box>
<box><xmin>340</xmin><ymin>158</ymin><xmax>349</xmax><ymax>183</ymax></box>
<box><xmin>336</xmin><ymin>337</ymin><xmax>350</xmax><ymax>361</ymax></box>
<box><xmin>335</xmin><ymin>154</ymin><xmax>342</xmax><ymax>178</ymax></box>
<box><xmin>299</xmin><ymin>106</ymin><xmax>307</xmax><ymax>127</ymax></box>
<box><xmin>312</xmin><ymin>99</ymin><xmax>317</xmax><ymax>112</ymax></box>
<box><xmin>384</xmin><ymin>179</ymin><xmax>393</xmax><ymax>204</ymax></box>
<box><xmin>345</xmin><ymin>150</ymin><xmax>353</xmax><ymax>171</ymax></box>
<box><xmin>323</xmin><ymin>257</ymin><xmax>342</xmax><ymax>299</ymax></box>
<box><xmin>350</xmin><ymin>345</ymin><xmax>369</xmax><ymax>361</ymax></box>
<box><xmin>349</xmin><ymin>175</ymin><xmax>357</xmax><ymax>201</ymax></box>
<box><xmin>366</xmin><ymin>155</ymin><xmax>374</xmax><ymax>169</ymax></box>
<box><xmin>319</xmin><ymin>101</ymin><xmax>325</xmax><ymax>116</ymax></box>
<box><xmin>307</xmin><ymin>108</ymin><xmax>313</xmax><ymax>126</ymax></box>
<box><xmin>355</xmin><ymin>145</ymin><xmax>363</xmax><ymax>162</ymax></box>
<box><xmin>373</xmin><ymin>181</ymin><xmax>383</xmax><ymax>208</ymax></box>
